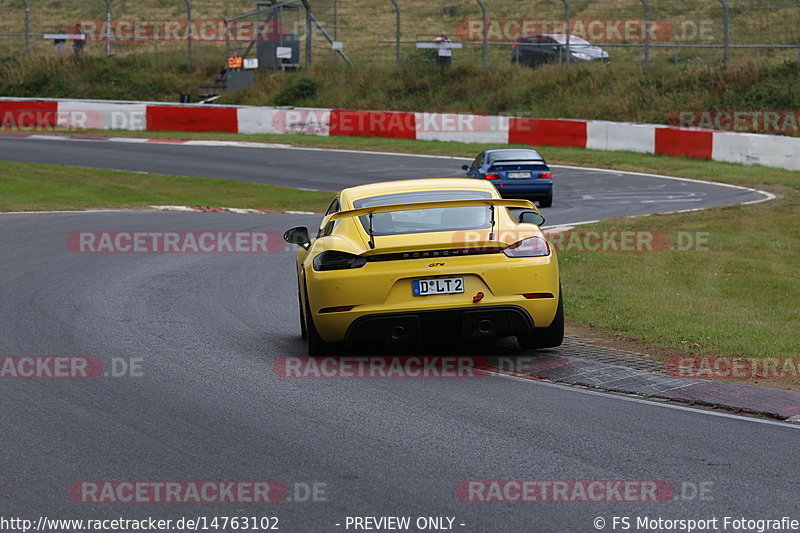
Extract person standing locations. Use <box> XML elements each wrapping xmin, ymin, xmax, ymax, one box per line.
<box><xmin>72</xmin><ymin>23</ymin><xmax>86</xmax><ymax>56</ymax></box>
<box><xmin>433</xmin><ymin>33</ymin><xmax>452</xmax><ymax>66</ymax></box>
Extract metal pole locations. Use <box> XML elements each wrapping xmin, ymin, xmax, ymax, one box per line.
<box><xmin>23</xmin><ymin>0</ymin><xmax>30</xmax><ymax>56</ymax></box>
<box><xmin>796</xmin><ymin>0</ymin><xmax>800</xmax><ymax>63</ymax></box>
<box><xmin>225</xmin><ymin>20</ymin><xmax>230</xmax><ymax>60</ymax></box>
<box><xmin>561</xmin><ymin>0</ymin><xmax>570</xmax><ymax>65</ymax></box>
<box><xmin>640</xmin><ymin>0</ymin><xmax>650</xmax><ymax>71</ymax></box>
<box><xmin>306</xmin><ymin>7</ymin><xmax>312</xmax><ymax>66</ymax></box>
<box><xmin>475</xmin><ymin>0</ymin><xmax>488</xmax><ymax>68</ymax></box>
<box><xmin>300</xmin><ymin>0</ymin><xmax>312</xmax><ymax>66</ymax></box>
<box><xmin>719</xmin><ymin>0</ymin><xmax>730</xmax><ymax>61</ymax></box>
<box><xmin>105</xmin><ymin>0</ymin><xmax>111</xmax><ymax>56</ymax></box>
<box><xmin>333</xmin><ymin>0</ymin><xmax>338</xmax><ymax>41</ymax></box>
<box><xmin>184</xmin><ymin>0</ymin><xmax>192</xmax><ymax>70</ymax></box>
<box><xmin>390</xmin><ymin>0</ymin><xmax>400</xmax><ymax>65</ymax></box>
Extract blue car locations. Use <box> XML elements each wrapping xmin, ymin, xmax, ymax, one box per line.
<box><xmin>462</xmin><ymin>149</ymin><xmax>554</xmax><ymax>207</ymax></box>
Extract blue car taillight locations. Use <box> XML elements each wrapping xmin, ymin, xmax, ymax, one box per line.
<box><xmin>313</xmin><ymin>251</ymin><xmax>367</xmax><ymax>271</ymax></box>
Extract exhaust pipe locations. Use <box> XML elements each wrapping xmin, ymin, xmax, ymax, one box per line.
<box><xmin>390</xmin><ymin>325</ymin><xmax>407</xmax><ymax>341</ymax></box>
<box><xmin>477</xmin><ymin>319</ymin><xmax>493</xmax><ymax>335</ymax></box>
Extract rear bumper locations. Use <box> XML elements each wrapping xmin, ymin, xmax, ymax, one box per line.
<box><xmin>345</xmin><ymin>305</ymin><xmax>534</xmax><ymax>346</ymax></box>
<box><xmin>305</xmin><ymin>253</ymin><xmax>560</xmax><ymax>343</ymax></box>
<box><xmin>496</xmin><ymin>182</ymin><xmax>553</xmax><ymax>198</ymax></box>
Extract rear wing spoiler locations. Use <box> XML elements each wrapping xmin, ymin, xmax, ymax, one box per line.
<box><xmin>488</xmin><ymin>161</ymin><xmax>546</xmax><ymax>168</ymax></box>
<box><xmin>489</xmin><ymin>159</ymin><xmax>544</xmax><ymax>164</ymax></box>
<box><xmin>327</xmin><ymin>198</ymin><xmax>539</xmax><ymax>249</ymax></box>
<box><xmin>327</xmin><ymin>198</ymin><xmax>537</xmax><ymax>222</ymax></box>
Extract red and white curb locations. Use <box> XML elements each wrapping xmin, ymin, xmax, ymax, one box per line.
<box><xmin>0</xmin><ymin>206</ymin><xmax>321</xmax><ymax>216</ymax></box>
<box><xmin>150</xmin><ymin>205</ymin><xmax>321</xmax><ymax>215</ymax></box>
<box><xmin>1</xmin><ymin>133</ymin><xmax>293</xmax><ymax>150</ymax></box>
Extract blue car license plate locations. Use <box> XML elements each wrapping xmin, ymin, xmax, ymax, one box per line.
<box><xmin>507</xmin><ymin>172</ymin><xmax>531</xmax><ymax>179</ymax></box>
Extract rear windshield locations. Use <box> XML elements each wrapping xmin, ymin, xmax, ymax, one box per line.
<box><xmin>486</xmin><ymin>150</ymin><xmax>542</xmax><ymax>164</ymax></box>
<box><xmin>352</xmin><ymin>190</ymin><xmax>492</xmax><ymax>236</ymax></box>
<box><xmin>552</xmin><ymin>34</ymin><xmax>591</xmax><ymax>46</ymax></box>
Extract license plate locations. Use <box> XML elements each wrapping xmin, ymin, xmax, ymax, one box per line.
<box><xmin>507</xmin><ymin>172</ymin><xmax>531</xmax><ymax>179</ymax></box>
<box><xmin>413</xmin><ymin>277</ymin><xmax>464</xmax><ymax>296</ymax></box>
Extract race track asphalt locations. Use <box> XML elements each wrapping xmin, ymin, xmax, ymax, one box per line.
<box><xmin>0</xmin><ymin>138</ymin><xmax>794</xmax><ymax>532</ymax></box>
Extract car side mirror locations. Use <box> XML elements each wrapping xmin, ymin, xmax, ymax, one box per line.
<box><xmin>461</xmin><ymin>165</ymin><xmax>469</xmax><ymax>171</ymax></box>
<box><xmin>283</xmin><ymin>226</ymin><xmax>311</xmax><ymax>249</ymax></box>
<box><xmin>519</xmin><ymin>211</ymin><xmax>545</xmax><ymax>226</ymax></box>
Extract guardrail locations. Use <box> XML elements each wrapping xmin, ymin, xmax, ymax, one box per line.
<box><xmin>1</xmin><ymin>97</ymin><xmax>797</xmax><ymax>171</ymax></box>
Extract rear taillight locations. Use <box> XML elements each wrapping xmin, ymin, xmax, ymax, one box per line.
<box><xmin>485</xmin><ymin>173</ymin><xmax>501</xmax><ymax>180</ymax></box>
<box><xmin>503</xmin><ymin>237</ymin><xmax>550</xmax><ymax>258</ymax></box>
<box><xmin>539</xmin><ymin>172</ymin><xmax>552</xmax><ymax>180</ymax></box>
<box><xmin>313</xmin><ymin>251</ymin><xmax>367</xmax><ymax>271</ymax></box>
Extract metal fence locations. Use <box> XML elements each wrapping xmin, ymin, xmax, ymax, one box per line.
<box><xmin>324</xmin><ymin>0</ymin><xmax>800</xmax><ymax>68</ymax></box>
<box><xmin>1</xmin><ymin>0</ymin><xmax>799</xmax><ymax>69</ymax></box>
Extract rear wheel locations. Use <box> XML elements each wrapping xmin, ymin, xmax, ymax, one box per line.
<box><xmin>518</xmin><ymin>288</ymin><xmax>564</xmax><ymax>349</ymax></box>
<box><xmin>538</xmin><ymin>191</ymin><xmax>553</xmax><ymax>208</ymax></box>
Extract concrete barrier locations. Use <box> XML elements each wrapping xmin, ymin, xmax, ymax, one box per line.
<box><xmin>237</xmin><ymin>108</ymin><xmax>331</xmax><ymax>136</ymax></box>
<box><xmin>587</xmin><ymin>121</ymin><xmax>655</xmax><ymax>153</ymax></box>
<box><xmin>146</xmin><ymin>105</ymin><xmax>238</xmax><ymax>133</ymax></box>
<box><xmin>0</xmin><ymin>100</ymin><xmax>59</xmax><ymax>129</ymax></box>
<box><xmin>1</xmin><ymin>97</ymin><xmax>798</xmax><ymax>172</ymax></box>
<box><xmin>712</xmin><ymin>131</ymin><xmax>800</xmax><ymax>171</ymax></box>
<box><xmin>415</xmin><ymin>113</ymin><xmax>509</xmax><ymax>144</ymax></box>
<box><xmin>655</xmin><ymin>127</ymin><xmax>713</xmax><ymax>159</ymax></box>
<box><xmin>57</xmin><ymin>101</ymin><xmax>147</xmax><ymax>131</ymax></box>
<box><xmin>509</xmin><ymin>118</ymin><xmax>588</xmax><ymax>148</ymax></box>
<box><xmin>330</xmin><ymin>110</ymin><xmax>416</xmax><ymax>139</ymax></box>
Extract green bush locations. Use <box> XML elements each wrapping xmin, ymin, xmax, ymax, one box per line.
<box><xmin>271</xmin><ymin>76</ymin><xmax>318</xmax><ymax>106</ymax></box>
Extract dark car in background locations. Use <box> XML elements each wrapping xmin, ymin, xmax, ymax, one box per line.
<box><xmin>512</xmin><ymin>33</ymin><xmax>609</xmax><ymax>67</ymax></box>
<box><xmin>462</xmin><ymin>148</ymin><xmax>554</xmax><ymax>207</ymax></box>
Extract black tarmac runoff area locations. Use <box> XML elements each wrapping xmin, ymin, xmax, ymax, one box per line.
<box><xmin>1</xmin><ymin>137</ymin><xmax>795</xmax><ymax>533</ymax></box>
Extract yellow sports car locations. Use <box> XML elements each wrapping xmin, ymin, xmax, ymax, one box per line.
<box><xmin>283</xmin><ymin>178</ymin><xmax>563</xmax><ymax>355</ymax></box>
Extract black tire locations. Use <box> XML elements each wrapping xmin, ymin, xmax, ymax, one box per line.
<box><xmin>304</xmin><ymin>289</ymin><xmax>331</xmax><ymax>356</ymax></box>
<box><xmin>538</xmin><ymin>192</ymin><xmax>553</xmax><ymax>208</ymax></box>
<box><xmin>518</xmin><ymin>288</ymin><xmax>564</xmax><ymax>350</ymax></box>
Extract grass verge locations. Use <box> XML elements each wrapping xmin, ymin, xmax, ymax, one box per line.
<box><xmin>2</xmin><ymin>131</ymin><xmax>798</xmax><ymax>362</ymax></box>
<box><xmin>0</xmin><ymin>161</ymin><xmax>333</xmax><ymax>212</ymax></box>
